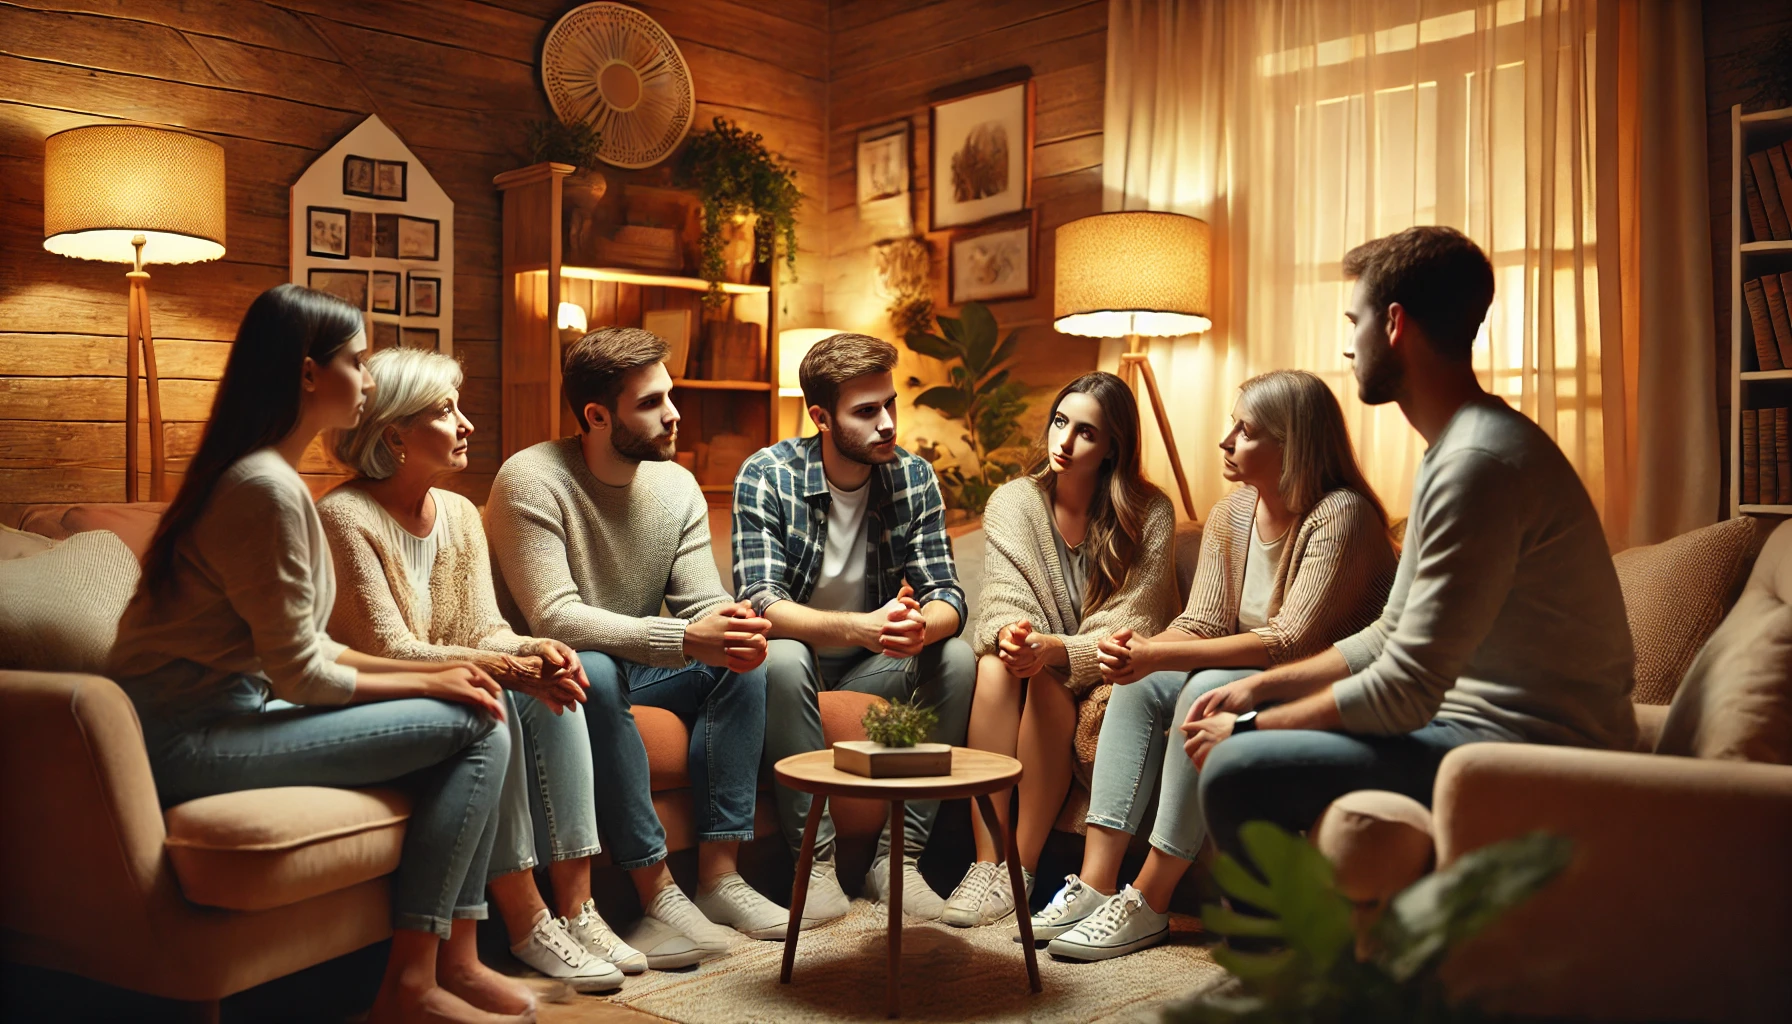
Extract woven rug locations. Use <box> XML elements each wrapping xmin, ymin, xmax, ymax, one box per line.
<box><xmin>590</xmin><ymin>900</ymin><xmax>1224</xmax><ymax>1023</ymax></box>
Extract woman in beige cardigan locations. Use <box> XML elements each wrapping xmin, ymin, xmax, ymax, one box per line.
<box><xmin>941</xmin><ymin>372</ymin><xmax>1180</xmax><ymax>928</ymax></box>
<box><xmin>1036</xmin><ymin>369</ymin><xmax>1397</xmax><ymax>962</ymax></box>
<box><xmin>320</xmin><ymin>349</ymin><xmax>696</xmax><ymax>993</ymax></box>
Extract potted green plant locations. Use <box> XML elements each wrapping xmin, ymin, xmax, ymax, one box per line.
<box><xmin>674</xmin><ymin>116</ymin><xmax>802</xmax><ymax>307</ymax></box>
<box><xmin>903</xmin><ymin>302</ymin><xmax>1030</xmax><ymax>515</ymax></box>
<box><xmin>835</xmin><ymin>695</ymin><xmax>949</xmax><ymax>778</ymax></box>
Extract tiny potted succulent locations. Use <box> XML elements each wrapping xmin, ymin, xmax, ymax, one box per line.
<box><xmin>834</xmin><ymin>695</ymin><xmax>950</xmax><ymax>778</ymax></box>
<box><xmin>674</xmin><ymin>116</ymin><xmax>802</xmax><ymax>307</ymax></box>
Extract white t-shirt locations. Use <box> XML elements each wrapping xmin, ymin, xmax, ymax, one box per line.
<box><xmin>809</xmin><ymin>475</ymin><xmax>872</xmax><ymax>655</ymax></box>
<box><xmin>376</xmin><ymin>496</ymin><xmax>442</xmax><ymax>628</ymax></box>
<box><xmin>1235</xmin><ymin>518</ymin><xmax>1287</xmax><ymax>633</ymax></box>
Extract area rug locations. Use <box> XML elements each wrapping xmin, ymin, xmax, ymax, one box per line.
<box><xmin>595</xmin><ymin>900</ymin><xmax>1224</xmax><ymax>1023</ymax></box>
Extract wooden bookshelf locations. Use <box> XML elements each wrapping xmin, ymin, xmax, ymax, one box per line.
<box><xmin>1729</xmin><ymin>105</ymin><xmax>1792</xmax><ymax>517</ymax></box>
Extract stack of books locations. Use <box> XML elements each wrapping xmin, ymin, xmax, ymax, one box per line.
<box><xmin>1742</xmin><ymin>407</ymin><xmax>1792</xmax><ymax>506</ymax></box>
<box><xmin>1744</xmin><ymin>271</ymin><xmax>1792</xmax><ymax>371</ymax></box>
<box><xmin>1743</xmin><ymin>140</ymin><xmax>1792</xmax><ymax>243</ymax></box>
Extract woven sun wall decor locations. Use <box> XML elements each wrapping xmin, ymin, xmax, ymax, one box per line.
<box><xmin>540</xmin><ymin>2</ymin><xmax>696</xmax><ymax>169</ymax></box>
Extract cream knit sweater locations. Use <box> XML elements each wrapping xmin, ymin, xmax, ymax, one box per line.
<box><xmin>484</xmin><ymin>437</ymin><xmax>731</xmax><ymax>666</ymax></box>
<box><xmin>971</xmin><ymin>477</ymin><xmax>1179</xmax><ymax>697</ymax></box>
<box><xmin>317</xmin><ymin>484</ymin><xmax>539</xmax><ymax>663</ymax></box>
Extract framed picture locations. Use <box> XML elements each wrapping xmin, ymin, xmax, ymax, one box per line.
<box><xmin>406</xmin><ymin>273</ymin><xmax>441</xmax><ymax>317</ymax></box>
<box><xmin>930</xmin><ymin>78</ymin><xmax>1033</xmax><ymax>230</ymax></box>
<box><xmin>643</xmin><ymin>308</ymin><xmax>694</xmax><ymax>378</ymax></box>
<box><xmin>370</xmin><ymin>319</ymin><xmax>401</xmax><ymax>351</ymax></box>
<box><xmin>349</xmin><ymin>211</ymin><xmax>374</xmax><ymax>258</ymax></box>
<box><xmin>370</xmin><ymin>270</ymin><xmax>401</xmax><ymax>314</ymax></box>
<box><xmin>308</xmin><ymin>268</ymin><xmax>368</xmax><ymax>310</ymax></box>
<box><xmin>374</xmin><ymin>214</ymin><xmax>399</xmax><ymax>258</ymax></box>
<box><xmin>374</xmin><ymin>160</ymin><xmax>408</xmax><ymax>201</ymax></box>
<box><xmin>396</xmin><ymin>216</ymin><xmax>439</xmax><ymax>260</ymax></box>
<box><xmin>857</xmin><ymin>121</ymin><xmax>909</xmax><ymax>205</ymax></box>
<box><xmin>401</xmin><ymin>327</ymin><xmax>439</xmax><ymax>351</ymax></box>
<box><xmin>342</xmin><ymin>155</ymin><xmax>376</xmax><ymax>198</ymax></box>
<box><xmin>305</xmin><ymin>206</ymin><xmax>351</xmax><ymax>259</ymax></box>
<box><xmin>949</xmin><ymin>211</ymin><xmax>1035</xmax><ymax>304</ymax></box>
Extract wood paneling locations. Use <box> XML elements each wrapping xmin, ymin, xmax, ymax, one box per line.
<box><xmin>0</xmin><ymin>0</ymin><xmax>827</xmax><ymax>506</ymax></box>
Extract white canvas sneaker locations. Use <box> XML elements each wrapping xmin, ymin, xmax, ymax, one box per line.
<box><xmin>803</xmin><ymin>859</ymin><xmax>851</xmax><ymax>926</ymax></box>
<box><xmin>509</xmin><ymin>909</ymin><xmax>624</xmax><ymax>992</ymax></box>
<box><xmin>565</xmin><ymin>899</ymin><xmax>648</xmax><ymax>974</ymax></box>
<box><xmin>1018</xmin><ymin>874</ymin><xmax>1107</xmax><ymax>943</ymax></box>
<box><xmin>618</xmin><ymin>914</ymin><xmax>705</xmax><ymax>970</ymax></box>
<box><xmin>1046</xmin><ymin>885</ymin><xmax>1171</xmax><ymax>961</ymax></box>
<box><xmin>864</xmin><ymin>854</ymin><xmax>946</xmax><ymax>920</ymax></box>
<box><xmin>693</xmin><ymin>872</ymin><xmax>790</xmax><ymax>940</ymax></box>
<box><xmin>941</xmin><ymin>861</ymin><xmax>1026</xmax><ymax>927</ymax></box>
<box><xmin>643</xmin><ymin>884</ymin><xmax>741</xmax><ymax>955</ymax></box>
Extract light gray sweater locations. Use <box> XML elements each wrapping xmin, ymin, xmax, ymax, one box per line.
<box><xmin>1333</xmin><ymin>398</ymin><xmax>1636</xmax><ymax>749</ymax></box>
<box><xmin>484</xmin><ymin>437</ymin><xmax>731</xmax><ymax>667</ymax></box>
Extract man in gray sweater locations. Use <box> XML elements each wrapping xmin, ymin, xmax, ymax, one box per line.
<box><xmin>1051</xmin><ymin>226</ymin><xmax>1637</xmax><ymax>956</ymax></box>
<box><xmin>486</xmin><ymin>327</ymin><xmax>791</xmax><ymax>962</ymax></box>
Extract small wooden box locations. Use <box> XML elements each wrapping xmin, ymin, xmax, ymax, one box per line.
<box><xmin>833</xmin><ymin>741</ymin><xmax>953</xmax><ymax>778</ymax></box>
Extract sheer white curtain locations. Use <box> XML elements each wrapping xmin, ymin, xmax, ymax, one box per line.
<box><xmin>1103</xmin><ymin>0</ymin><xmax>1716</xmax><ymax>547</ymax></box>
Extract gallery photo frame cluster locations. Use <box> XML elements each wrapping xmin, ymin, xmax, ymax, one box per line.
<box><xmin>305</xmin><ymin>209</ymin><xmax>440</xmax><ymax>261</ymax></box>
<box><xmin>342</xmin><ymin>154</ymin><xmax>407</xmax><ymax>201</ymax></box>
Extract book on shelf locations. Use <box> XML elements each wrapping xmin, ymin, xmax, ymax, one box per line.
<box><xmin>1750</xmin><ymin>149</ymin><xmax>1791</xmax><ymax>241</ymax></box>
<box><xmin>1778</xmin><ymin>407</ymin><xmax>1792</xmax><ymax>505</ymax></box>
<box><xmin>1743</xmin><ymin>409</ymin><xmax>1759</xmax><ymax>506</ymax></box>
<box><xmin>1763</xmin><ymin>274</ymin><xmax>1792</xmax><ymax>367</ymax></box>
<box><xmin>1743</xmin><ymin>277</ymin><xmax>1783</xmax><ymax>370</ymax></box>
<box><xmin>1744</xmin><ymin>159</ymin><xmax>1773</xmax><ymax>242</ymax></box>
<box><xmin>1763</xmin><ymin>409</ymin><xmax>1780</xmax><ymax>505</ymax></box>
<box><xmin>1773</xmin><ymin>144</ymin><xmax>1792</xmax><ymax>238</ymax></box>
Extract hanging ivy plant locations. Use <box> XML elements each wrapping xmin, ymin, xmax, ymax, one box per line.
<box><xmin>674</xmin><ymin>116</ymin><xmax>802</xmax><ymax>306</ymax></box>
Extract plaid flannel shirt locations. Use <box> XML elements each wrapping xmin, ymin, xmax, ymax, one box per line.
<box><xmin>732</xmin><ymin>435</ymin><xmax>967</xmax><ymax>634</ymax></box>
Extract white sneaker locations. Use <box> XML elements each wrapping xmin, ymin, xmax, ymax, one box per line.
<box><xmin>864</xmin><ymin>854</ymin><xmax>946</xmax><ymax>920</ymax></box>
<box><xmin>565</xmin><ymin>899</ymin><xmax>648</xmax><ymax>974</ymax></box>
<box><xmin>618</xmin><ymin>914</ymin><xmax>705</xmax><ymax>970</ymax></box>
<box><xmin>1046</xmin><ymin>885</ymin><xmax>1170</xmax><ymax>961</ymax></box>
<box><xmin>693</xmin><ymin>872</ymin><xmax>789</xmax><ymax>940</ymax></box>
<box><xmin>509</xmin><ymin>909</ymin><xmax>624</xmax><ymax>992</ymax></box>
<box><xmin>940</xmin><ymin>861</ymin><xmax>1023</xmax><ymax>927</ymax></box>
<box><xmin>803</xmin><ymin>860</ymin><xmax>851</xmax><ymax>926</ymax></box>
<box><xmin>1018</xmin><ymin>874</ymin><xmax>1107</xmax><ymax>943</ymax></box>
<box><xmin>643</xmin><ymin>884</ymin><xmax>740</xmax><ymax>955</ymax></box>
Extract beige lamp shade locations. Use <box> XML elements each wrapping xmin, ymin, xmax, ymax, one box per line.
<box><xmin>1053</xmin><ymin>211</ymin><xmax>1210</xmax><ymax>338</ymax></box>
<box><xmin>778</xmin><ymin>328</ymin><xmax>845</xmax><ymax>398</ymax></box>
<box><xmin>43</xmin><ymin>125</ymin><xmax>226</xmax><ymax>265</ymax></box>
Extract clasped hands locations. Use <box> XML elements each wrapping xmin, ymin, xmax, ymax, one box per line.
<box><xmin>861</xmin><ymin>582</ymin><xmax>929</xmax><ymax>658</ymax></box>
<box><xmin>1095</xmin><ymin>625</ymin><xmax>1265</xmax><ymax>768</ymax></box>
<box><xmin>484</xmin><ymin>638</ymin><xmax>589</xmax><ymax>716</ymax></box>
<box><xmin>995</xmin><ymin>618</ymin><xmax>1062</xmax><ymax>678</ymax></box>
<box><xmin>685</xmin><ymin>600</ymin><xmax>775</xmax><ymax>673</ymax></box>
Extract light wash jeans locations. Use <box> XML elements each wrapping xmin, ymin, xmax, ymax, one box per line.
<box><xmin>578</xmin><ymin>651</ymin><xmax>767</xmax><ymax>870</ymax></box>
<box><xmin>124</xmin><ymin>671</ymin><xmax>508</xmax><ymax>940</ymax></box>
<box><xmin>761</xmin><ymin>637</ymin><xmax>976</xmax><ymax>860</ymax></box>
<box><xmin>1085</xmin><ymin>668</ymin><xmax>1253</xmax><ymax>862</ymax></box>
<box><xmin>489</xmin><ymin>690</ymin><xmax>600</xmax><ymax>879</ymax></box>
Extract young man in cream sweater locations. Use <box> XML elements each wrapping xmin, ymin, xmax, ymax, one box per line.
<box><xmin>733</xmin><ymin>333</ymin><xmax>975</xmax><ymax>923</ymax></box>
<box><xmin>486</xmin><ymin>327</ymin><xmax>789</xmax><ymax>960</ymax></box>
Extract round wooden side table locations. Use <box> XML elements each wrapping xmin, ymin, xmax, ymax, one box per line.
<box><xmin>773</xmin><ymin>747</ymin><xmax>1042</xmax><ymax>1019</ymax></box>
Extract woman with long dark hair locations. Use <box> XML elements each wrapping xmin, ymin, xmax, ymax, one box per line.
<box><xmin>1036</xmin><ymin>369</ymin><xmax>1396</xmax><ymax>962</ymax></box>
<box><xmin>111</xmin><ymin>284</ymin><xmax>537</xmax><ymax>1023</ymax></box>
<box><xmin>940</xmin><ymin>371</ymin><xmax>1180</xmax><ymax>928</ymax></box>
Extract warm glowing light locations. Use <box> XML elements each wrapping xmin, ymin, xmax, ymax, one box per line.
<box><xmin>42</xmin><ymin>124</ymin><xmax>226</xmax><ymax>265</ymax></box>
<box><xmin>1053</xmin><ymin>211</ymin><xmax>1211</xmax><ymax>338</ymax></box>
<box><xmin>557</xmin><ymin>302</ymin><xmax>588</xmax><ymax>332</ymax></box>
<box><xmin>778</xmin><ymin>328</ymin><xmax>846</xmax><ymax>397</ymax></box>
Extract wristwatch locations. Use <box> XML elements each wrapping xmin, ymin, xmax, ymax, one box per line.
<box><xmin>1233</xmin><ymin>710</ymin><xmax>1259</xmax><ymax>734</ymax></box>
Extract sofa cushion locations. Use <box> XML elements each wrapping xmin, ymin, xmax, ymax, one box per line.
<box><xmin>19</xmin><ymin>502</ymin><xmax>168</xmax><ymax>558</ymax></box>
<box><xmin>1613</xmin><ymin>516</ymin><xmax>1763</xmax><ymax>705</ymax></box>
<box><xmin>0</xmin><ymin>530</ymin><xmax>139</xmax><ymax>674</ymax></box>
<box><xmin>0</xmin><ymin>523</ymin><xmax>55</xmax><ymax>561</ymax></box>
<box><xmin>1656</xmin><ymin>520</ymin><xmax>1792</xmax><ymax>763</ymax></box>
<box><xmin>163</xmin><ymin>786</ymin><xmax>411</xmax><ymax>912</ymax></box>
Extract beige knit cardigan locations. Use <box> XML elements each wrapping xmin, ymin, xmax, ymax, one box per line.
<box><xmin>317</xmin><ymin>484</ymin><xmax>541</xmax><ymax>662</ymax></box>
<box><xmin>1174</xmin><ymin>485</ymin><xmax>1398</xmax><ymax>664</ymax></box>
<box><xmin>971</xmin><ymin>476</ymin><xmax>1179</xmax><ymax>697</ymax></box>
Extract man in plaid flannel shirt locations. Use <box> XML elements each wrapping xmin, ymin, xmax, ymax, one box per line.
<box><xmin>733</xmin><ymin>333</ymin><xmax>975</xmax><ymax>924</ymax></box>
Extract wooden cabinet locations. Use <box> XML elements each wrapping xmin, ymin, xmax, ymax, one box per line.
<box><xmin>494</xmin><ymin>162</ymin><xmax>781</xmax><ymax>495</ymax></box>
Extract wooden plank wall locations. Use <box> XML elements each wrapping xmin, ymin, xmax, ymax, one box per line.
<box><xmin>824</xmin><ymin>0</ymin><xmax>1108</xmax><ymax>460</ymax></box>
<box><xmin>0</xmin><ymin>0</ymin><xmax>827</xmax><ymax>509</ymax></box>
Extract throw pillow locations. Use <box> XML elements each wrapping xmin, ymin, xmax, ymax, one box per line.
<box><xmin>1655</xmin><ymin>520</ymin><xmax>1792</xmax><ymax>764</ymax></box>
<box><xmin>0</xmin><ymin>523</ymin><xmax>55</xmax><ymax>561</ymax></box>
<box><xmin>0</xmin><ymin>530</ymin><xmax>141</xmax><ymax>674</ymax></box>
<box><xmin>1613</xmin><ymin>516</ymin><xmax>1764</xmax><ymax>705</ymax></box>
<box><xmin>59</xmin><ymin>503</ymin><xmax>168</xmax><ymax>559</ymax></box>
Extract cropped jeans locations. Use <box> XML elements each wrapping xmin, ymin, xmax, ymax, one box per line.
<box><xmin>577</xmin><ymin>651</ymin><xmax>767</xmax><ymax>870</ymax></box>
<box><xmin>489</xmin><ymin>690</ymin><xmax>600</xmax><ymax>879</ymax></box>
<box><xmin>123</xmin><ymin>671</ymin><xmax>508</xmax><ymax>940</ymax></box>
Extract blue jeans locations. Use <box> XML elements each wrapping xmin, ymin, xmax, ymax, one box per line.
<box><xmin>1086</xmin><ymin>668</ymin><xmax>1256</xmax><ymax>861</ymax></box>
<box><xmin>578</xmin><ymin>652</ymin><xmax>767</xmax><ymax>869</ymax></box>
<box><xmin>761</xmin><ymin>637</ymin><xmax>976</xmax><ymax>860</ymax></box>
<box><xmin>490</xmin><ymin>690</ymin><xmax>600</xmax><ymax>878</ymax></box>
<box><xmin>124</xmin><ymin>673</ymin><xmax>507</xmax><ymax>940</ymax></box>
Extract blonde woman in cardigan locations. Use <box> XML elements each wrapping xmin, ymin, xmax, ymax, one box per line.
<box><xmin>1040</xmin><ymin>369</ymin><xmax>1397</xmax><ymax>962</ymax></box>
<box><xmin>320</xmin><ymin>349</ymin><xmax>684</xmax><ymax>993</ymax></box>
<box><xmin>941</xmin><ymin>372</ymin><xmax>1179</xmax><ymax>928</ymax></box>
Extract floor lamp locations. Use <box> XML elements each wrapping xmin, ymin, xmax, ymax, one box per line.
<box><xmin>1053</xmin><ymin>211</ymin><xmax>1212</xmax><ymax>521</ymax></box>
<box><xmin>43</xmin><ymin>125</ymin><xmax>227</xmax><ymax>503</ymax></box>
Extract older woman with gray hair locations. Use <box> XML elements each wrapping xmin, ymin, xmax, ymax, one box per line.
<box><xmin>319</xmin><ymin>348</ymin><xmax>699</xmax><ymax>990</ymax></box>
